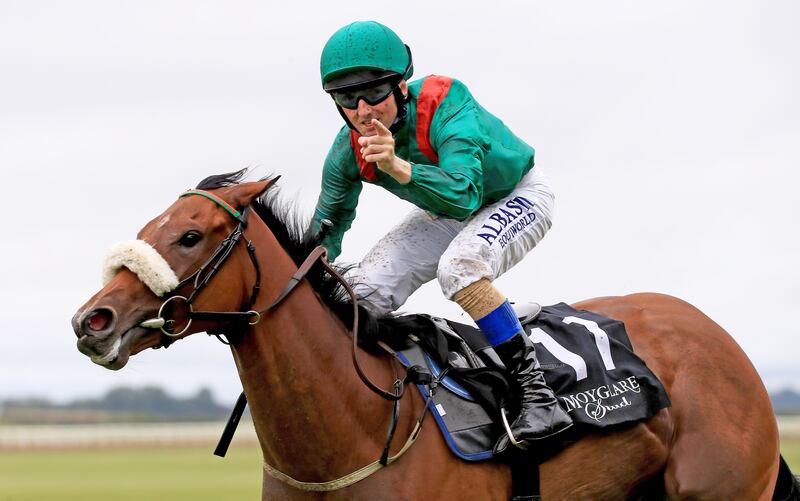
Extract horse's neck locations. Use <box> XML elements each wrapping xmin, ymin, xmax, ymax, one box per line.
<box><xmin>230</xmin><ymin>222</ymin><xmax>396</xmax><ymax>481</ymax></box>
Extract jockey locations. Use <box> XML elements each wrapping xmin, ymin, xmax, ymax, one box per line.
<box><xmin>311</xmin><ymin>21</ymin><xmax>572</xmax><ymax>449</ymax></box>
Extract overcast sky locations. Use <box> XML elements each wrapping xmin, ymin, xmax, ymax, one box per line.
<box><xmin>1</xmin><ymin>0</ymin><xmax>797</xmax><ymax>404</ymax></box>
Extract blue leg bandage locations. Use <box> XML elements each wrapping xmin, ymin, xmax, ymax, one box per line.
<box><xmin>476</xmin><ymin>300</ymin><xmax>523</xmax><ymax>346</ymax></box>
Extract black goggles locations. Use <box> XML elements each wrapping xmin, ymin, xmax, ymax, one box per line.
<box><xmin>329</xmin><ymin>81</ymin><xmax>397</xmax><ymax>109</ymax></box>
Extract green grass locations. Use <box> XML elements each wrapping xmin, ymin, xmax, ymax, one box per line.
<box><xmin>0</xmin><ymin>446</ymin><xmax>263</xmax><ymax>501</ymax></box>
<box><xmin>783</xmin><ymin>438</ymin><xmax>800</xmax><ymax>472</ymax></box>
<box><xmin>1</xmin><ymin>440</ymin><xmax>798</xmax><ymax>500</ymax></box>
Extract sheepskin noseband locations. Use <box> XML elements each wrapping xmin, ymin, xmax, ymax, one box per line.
<box><xmin>102</xmin><ymin>240</ymin><xmax>180</xmax><ymax>297</ymax></box>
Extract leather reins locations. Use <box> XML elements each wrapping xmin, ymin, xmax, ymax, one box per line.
<box><xmin>133</xmin><ymin>189</ymin><xmax>445</xmax><ymax>490</ymax></box>
<box><xmin>141</xmin><ymin>190</ymin><xmax>408</xmax><ymax>404</ymax></box>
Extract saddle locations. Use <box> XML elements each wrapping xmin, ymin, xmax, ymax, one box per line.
<box><xmin>213</xmin><ymin>301</ymin><xmax>671</xmax><ymax>500</ymax></box>
<box><xmin>396</xmin><ymin>302</ymin><xmax>671</xmax><ymax>461</ymax></box>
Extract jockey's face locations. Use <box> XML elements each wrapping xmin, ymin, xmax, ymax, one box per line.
<box><xmin>341</xmin><ymin>80</ymin><xmax>408</xmax><ymax>136</ymax></box>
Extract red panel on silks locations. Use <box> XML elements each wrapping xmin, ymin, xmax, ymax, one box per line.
<box><xmin>415</xmin><ymin>75</ymin><xmax>453</xmax><ymax>163</ymax></box>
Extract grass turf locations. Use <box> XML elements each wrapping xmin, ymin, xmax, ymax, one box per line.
<box><xmin>0</xmin><ymin>445</ymin><xmax>263</xmax><ymax>501</ymax></box>
<box><xmin>783</xmin><ymin>438</ymin><xmax>800</xmax><ymax>472</ymax></box>
<box><xmin>1</xmin><ymin>441</ymin><xmax>799</xmax><ymax>499</ymax></box>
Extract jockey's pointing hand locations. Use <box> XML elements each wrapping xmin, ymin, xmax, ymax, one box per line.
<box><xmin>358</xmin><ymin>119</ymin><xmax>394</xmax><ymax>170</ymax></box>
<box><xmin>358</xmin><ymin>119</ymin><xmax>412</xmax><ymax>184</ymax></box>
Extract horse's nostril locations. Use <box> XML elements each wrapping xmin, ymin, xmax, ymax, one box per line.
<box><xmin>86</xmin><ymin>309</ymin><xmax>114</xmax><ymax>332</ymax></box>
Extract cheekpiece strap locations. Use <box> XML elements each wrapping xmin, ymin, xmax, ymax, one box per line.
<box><xmin>181</xmin><ymin>189</ymin><xmax>244</xmax><ymax>222</ymax></box>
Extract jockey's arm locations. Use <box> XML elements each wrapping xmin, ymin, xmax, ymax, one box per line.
<box><xmin>312</xmin><ymin>143</ymin><xmax>363</xmax><ymax>262</ymax></box>
<box><xmin>403</xmin><ymin>110</ymin><xmax>487</xmax><ymax>220</ymax></box>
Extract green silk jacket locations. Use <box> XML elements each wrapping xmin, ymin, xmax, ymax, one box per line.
<box><xmin>312</xmin><ymin>75</ymin><xmax>536</xmax><ymax>261</ymax></box>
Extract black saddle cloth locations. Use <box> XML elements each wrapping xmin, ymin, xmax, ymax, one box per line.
<box><xmin>394</xmin><ymin>302</ymin><xmax>671</xmax><ymax>460</ymax></box>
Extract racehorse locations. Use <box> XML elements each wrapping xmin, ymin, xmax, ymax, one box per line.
<box><xmin>72</xmin><ymin>171</ymin><xmax>788</xmax><ymax>500</ymax></box>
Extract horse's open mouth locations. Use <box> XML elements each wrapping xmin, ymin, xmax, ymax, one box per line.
<box><xmin>80</xmin><ymin>326</ymin><xmax>143</xmax><ymax>370</ymax></box>
<box><xmin>90</xmin><ymin>336</ymin><xmax>122</xmax><ymax>366</ymax></box>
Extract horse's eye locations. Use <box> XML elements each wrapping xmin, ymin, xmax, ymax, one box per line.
<box><xmin>179</xmin><ymin>231</ymin><xmax>202</xmax><ymax>247</ymax></box>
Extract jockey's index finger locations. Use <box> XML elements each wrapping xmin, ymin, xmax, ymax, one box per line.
<box><xmin>372</xmin><ymin>119</ymin><xmax>391</xmax><ymax>136</ymax></box>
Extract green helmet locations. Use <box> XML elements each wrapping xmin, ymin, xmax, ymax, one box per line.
<box><xmin>320</xmin><ymin>21</ymin><xmax>413</xmax><ymax>91</ymax></box>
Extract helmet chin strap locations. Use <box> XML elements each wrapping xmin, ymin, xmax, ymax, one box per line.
<box><xmin>335</xmin><ymin>105</ymin><xmax>358</xmax><ymax>132</ymax></box>
<box><xmin>336</xmin><ymin>87</ymin><xmax>409</xmax><ymax>135</ymax></box>
<box><xmin>389</xmin><ymin>86</ymin><xmax>408</xmax><ymax>134</ymax></box>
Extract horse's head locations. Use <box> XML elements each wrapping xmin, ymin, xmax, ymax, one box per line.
<box><xmin>72</xmin><ymin>175</ymin><xmax>276</xmax><ymax>370</ymax></box>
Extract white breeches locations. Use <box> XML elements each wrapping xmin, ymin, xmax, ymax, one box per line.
<box><xmin>351</xmin><ymin>167</ymin><xmax>555</xmax><ymax>315</ymax></box>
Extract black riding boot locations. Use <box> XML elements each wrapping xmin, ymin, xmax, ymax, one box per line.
<box><xmin>493</xmin><ymin>332</ymin><xmax>573</xmax><ymax>452</ymax></box>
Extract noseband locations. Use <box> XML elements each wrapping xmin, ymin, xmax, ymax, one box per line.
<box><xmin>136</xmin><ymin>190</ymin><xmax>260</xmax><ymax>347</ymax></box>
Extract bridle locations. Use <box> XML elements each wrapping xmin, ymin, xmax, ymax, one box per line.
<box><xmin>136</xmin><ymin>188</ymin><xmax>435</xmax><ymax>490</ymax></box>
<box><xmin>139</xmin><ymin>188</ymin><xmax>410</xmax><ymax>402</ymax></box>
<box><xmin>139</xmin><ymin>190</ymin><xmax>261</xmax><ymax>347</ymax></box>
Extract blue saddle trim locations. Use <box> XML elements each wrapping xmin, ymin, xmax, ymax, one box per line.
<box><xmin>422</xmin><ymin>353</ymin><xmax>474</xmax><ymax>401</ymax></box>
<box><xmin>389</xmin><ymin>303</ymin><xmax>673</xmax><ymax>464</ymax></box>
<box><xmin>396</xmin><ymin>351</ymin><xmax>493</xmax><ymax>461</ymax></box>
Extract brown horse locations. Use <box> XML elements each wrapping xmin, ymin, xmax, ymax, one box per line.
<box><xmin>72</xmin><ymin>172</ymin><xmax>786</xmax><ymax>500</ymax></box>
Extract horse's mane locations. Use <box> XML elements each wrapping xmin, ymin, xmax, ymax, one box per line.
<box><xmin>195</xmin><ymin>169</ymin><xmax>412</xmax><ymax>350</ymax></box>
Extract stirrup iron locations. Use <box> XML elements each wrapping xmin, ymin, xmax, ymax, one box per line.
<box><xmin>500</xmin><ymin>407</ymin><xmax>529</xmax><ymax>450</ymax></box>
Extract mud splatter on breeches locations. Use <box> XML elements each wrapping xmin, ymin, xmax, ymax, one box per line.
<box><xmin>351</xmin><ymin>167</ymin><xmax>555</xmax><ymax>315</ymax></box>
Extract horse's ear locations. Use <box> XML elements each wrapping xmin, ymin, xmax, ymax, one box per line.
<box><xmin>227</xmin><ymin>176</ymin><xmax>280</xmax><ymax>210</ymax></box>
